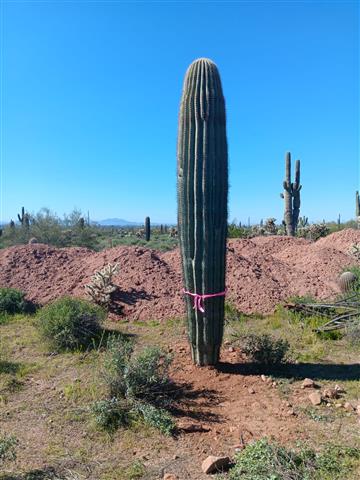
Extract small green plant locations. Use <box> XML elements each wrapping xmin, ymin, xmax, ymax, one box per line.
<box><xmin>228</xmin><ymin>438</ymin><xmax>360</xmax><ymax>480</ymax></box>
<box><xmin>0</xmin><ymin>434</ymin><xmax>17</xmax><ymax>464</ymax></box>
<box><xmin>132</xmin><ymin>402</ymin><xmax>175</xmax><ymax>435</ymax></box>
<box><xmin>93</xmin><ymin>336</ymin><xmax>175</xmax><ymax>435</ymax></box>
<box><xmin>124</xmin><ymin>460</ymin><xmax>146</xmax><ymax>480</ymax></box>
<box><xmin>0</xmin><ymin>288</ymin><xmax>27</xmax><ymax>314</ymax></box>
<box><xmin>37</xmin><ymin>297</ymin><xmax>106</xmax><ymax>351</ymax></box>
<box><xmin>240</xmin><ymin>334</ymin><xmax>289</xmax><ymax>365</ymax></box>
<box><xmin>345</xmin><ymin>324</ymin><xmax>360</xmax><ymax>347</ymax></box>
<box><xmin>91</xmin><ymin>397</ymin><xmax>130</xmax><ymax>432</ymax></box>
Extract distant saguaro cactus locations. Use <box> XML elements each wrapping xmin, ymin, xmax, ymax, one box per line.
<box><xmin>145</xmin><ymin>216</ymin><xmax>151</xmax><ymax>241</ymax></box>
<box><xmin>177</xmin><ymin>58</ymin><xmax>228</xmax><ymax>366</ymax></box>
<box><xmin>356</xmin><ymin>191</ymin><xmax>360</xmax><ymax>217</ymax></box>
<box><xmin>280</xmin><ymin>152</ymin><xmax>301</xmax><ymax>236</ymax></box>
<box><xmin>298</xmin><ymin>216</ymin><xmax>308</xmax><ymax>228</ymax></box>
<box><xmin>17</xmin><ymin>206</ymin><xmax>30</xmax><ymax>228</ymax></box>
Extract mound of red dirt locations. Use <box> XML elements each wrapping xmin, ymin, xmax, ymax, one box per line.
<box><xmin>0</xmin><ymin>229</ymin><xmax>359</xmax><ymax>320</ymax></box>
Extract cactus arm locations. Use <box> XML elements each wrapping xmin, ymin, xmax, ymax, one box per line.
<box><xmin>17</xmin><ymin>207</ymin><xmax>25</xmax><ymax>224</ymax></box>
<box><xmin>292</xmin><ymin>159</ymin><xmax>301</xmax><ymax>233</ymax></box>
<box><xmin>282</xmin><ymin>152</ymin><xmax>294</xmax><ymax>236</ymax></box>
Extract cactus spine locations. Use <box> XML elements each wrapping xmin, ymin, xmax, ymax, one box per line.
<box><xmin>145</xmin><ymin>216</ymin><xmax>151</xmax><ymax>241</ymax></box>
<box><xmin>281</xmin><ymin>152</ymin><xmax>301</xmax><ymax>236</ymax></box>
<box><xmin>177</xmin><ymin>58</ymin><xmax>228</xmax><ymax>366</ymax></box>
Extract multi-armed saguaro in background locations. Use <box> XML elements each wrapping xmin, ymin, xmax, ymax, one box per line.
<box><xmin>145</xmin><ymin>216</ymin><xmax>151</xmax><ymax>241</ymax></box>
<box><xmin>17</xmin><ymin>206</ymin><xmax>30</xmax><ymax>228</ymax></box>
<box><xmin>177</xmin><ymin>58</ymin><xmax>228</xmax><ymax>366</ymax></box>
<box><xmin>281</xmin><ymin>152</ymin><xmax>301</xmax><ymax>236</ymax></box>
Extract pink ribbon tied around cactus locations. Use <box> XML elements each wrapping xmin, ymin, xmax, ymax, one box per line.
<box><xmin>182</xmin><ymin>289</ymin><xmax>227</xmax><ymax>313</ymax></box>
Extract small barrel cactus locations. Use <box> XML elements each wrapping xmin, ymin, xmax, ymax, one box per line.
<box><xmin>338</xmin><ymin>271</ymin><xmax>357</xmax><ymax>293</ymax></box>
<box><xmin>177</xmin><ymin>58</ymin><xmax>228</xmax><ymax>366</ymax></box>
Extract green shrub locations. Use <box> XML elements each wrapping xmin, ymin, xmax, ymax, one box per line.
<box><xmin>345</xmin><ymin>324</ymin><xmax>360</xmax><ymax>347</ymax></box>
<box><xmin>0</xmin><ymin>288</ymin><xmax>27</xmax><ymax>314</ymax></box>
<box><xmin>0</xmin><ymin>434</ymin><xmax>17</xmax><ymax>463</ymax></box>
<box><xmin>124</xmin><ymin>346</ymin><xmax>172</xmax><ymax>402</ymax></box>
<box><xmin>228</xmin><ymin>438</ymin><xmax>360</xmax><ymax>480</ymax></box>
<box><xmin>104</xmin><ymin>337</ymin><xmax>172</xmax><ymax>402</ymax></box>
<box><xmin>133</xmin><ymin>402</ymin><xmax>175</xmax><ymax>435</ymax></box>
<box><xmin>93</xmin><ymin>336</ymin><xmax>175</xmax><ymax>435</ymax></box>
<box><xmin>124</xmin><ymin>460</ymin><xmax>146</xmax><ymax>480</ymax></box>
<box><xmin>103</xmin><ymin>335</ymin><xmax>134</xmax><ymax>397</ymax></box>
<box><xmin>37</xmin><ymin>297</ymin><xmax>106</xmax><ymax>351</ymax></box>
<box><xmin>240</xmin><ymin>334</ymin><xmax>289</xmax><ymax>365</ymax></box>
<box><xmin>91</xmin><ymin>397</ymin><xmax>130</xmax><ymax>432</ymax></box>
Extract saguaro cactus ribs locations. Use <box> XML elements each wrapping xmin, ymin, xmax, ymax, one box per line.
<box><xmin>177</xmin><ymin>58</ymin><xmax>228</xmax><ymax>366</ymax></box>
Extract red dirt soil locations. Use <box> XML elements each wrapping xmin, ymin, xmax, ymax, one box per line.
<box><xmin>0</xmin><ymin>229</ymin><xmax>359</xmax><ymax>320</ymax></box>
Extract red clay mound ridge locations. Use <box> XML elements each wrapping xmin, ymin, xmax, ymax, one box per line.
<box><xmin>0</xmin><ymin>229</ymin><xmax>359</xmax><ymax>320</ymax></box>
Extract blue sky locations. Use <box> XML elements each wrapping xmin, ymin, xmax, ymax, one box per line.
<box><xmin>0</xmin><ymin>0</ymin><xmax>359</xmax><ymax>224</ymax></box>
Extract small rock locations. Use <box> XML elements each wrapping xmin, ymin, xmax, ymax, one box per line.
<box><xmin>272</xmin><ymin>381</ymin><xmax>277</xmax><ymax>387</ymax></box>
<box><xmin>335</xmin><ymin>403</ymin><xmax>342</xmax><ymax>408</ymax></box>
<box><xmin>323</xmin><ymin>388</ymin><xmax>339</xmax><ymax>399</ymax></box>
<box><xmin>302</xmin><ymin>378</ymin><xmax>315</xmax><ymax>389</ymax></box>
<box><xmin>334</xmin><ymin>384</ymin><xmax>346</xmax><ymax>394</ymax></box>
<box><xmin>248</xmin><ymin>387</ymin><xmax>255</xmax><ymax>394</ymax></box>
<box><xmin>344</xmin><ymin>402</ymin><xmax>355</xmax><ymax>412</ymax></box>
<box><xmin>309</xmin><ymin>392</ymin><xmax>322</xmax><ymax>406</ymax></box>
<box><xmin>201</xmin><ymin>456</ymin><xmax>230</xmax><ymax>474</ymax></box>
<box><xmin>261</xmin><ymin>374</ymin><xmax>267</xmax><ymax>382</ymax></box>
<box><xmin>228</xmin><ymin>346</ymin><xmax>235</xmax><ymax>352</ymax></box>
<box><xmin>286</xmin><ymin>409</ymin><xmax>296</xmax><ymax>416</ymax></box>
<box><xmin>173</xmin><ymin>454</ymin><xmax>179</xmax><ymax>460</ymax></box>
<box><xmin>163</xmin><ymin>474</ymin><xmax>178</xmax><ymax>480</ymax></box>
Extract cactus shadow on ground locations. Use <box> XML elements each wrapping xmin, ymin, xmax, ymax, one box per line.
<box><xmin>216</xmin><ymin>361</ymin><xmax>360</xmax><ymax>381</ymax></box>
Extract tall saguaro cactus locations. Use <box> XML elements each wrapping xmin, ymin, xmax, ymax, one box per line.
<box><xmin>356</xmin><ymin>191</ymin><xmax>360</xmax><ymax>217</ymax></box>
<box><xmin>177</xmin><ymin>58</ymin><xmax>228</xmax><ymax>366</ymax></box>
<box><xmin>281</xmin><ymin>152</ymin><xmax>301</xmax><ymax>236</ymax></box>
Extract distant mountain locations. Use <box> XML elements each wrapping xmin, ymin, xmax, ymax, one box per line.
<box><xmin>96</xmin><ymin>218</ymin><xmax>141</xmax><ymax>226</ymax></box>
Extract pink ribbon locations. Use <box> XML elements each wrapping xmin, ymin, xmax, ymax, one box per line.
<box><xmin>182</xmin><ymin>289</ymin><xmax>226</xmax><ymax>313</ymax></box>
